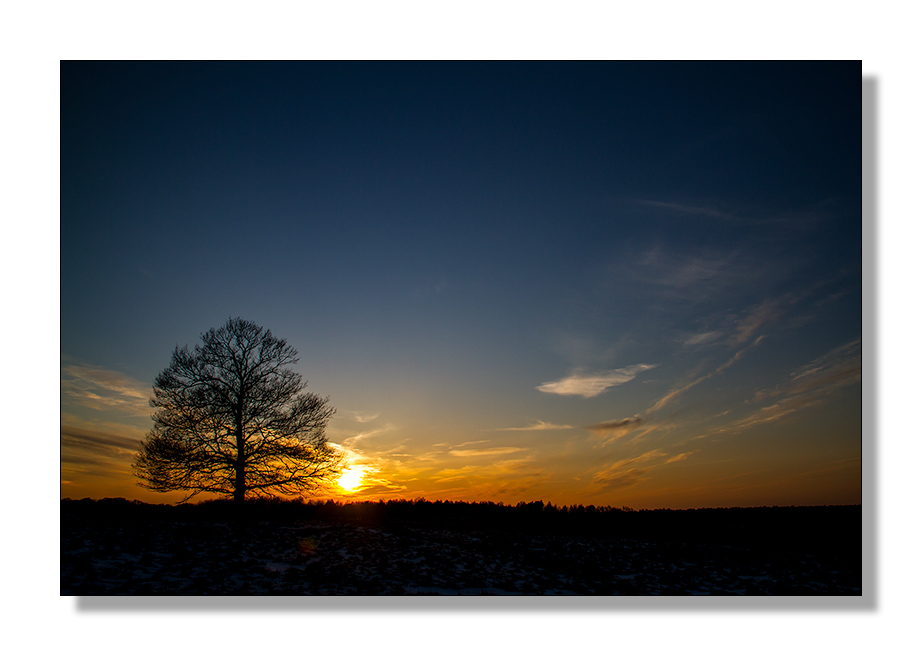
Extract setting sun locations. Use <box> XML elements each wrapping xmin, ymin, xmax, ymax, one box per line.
<box><xmin>337</xmin><ymin>466</ymin><xmax>365</xmax><ymax>492</ymax></box>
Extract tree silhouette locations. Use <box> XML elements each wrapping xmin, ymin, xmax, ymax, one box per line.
<box><xmin>133</xmin><ymin>318</ymin><xmax>342</xmax><ymax>503</ymax></box>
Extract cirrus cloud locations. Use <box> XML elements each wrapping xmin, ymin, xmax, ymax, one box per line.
<box><xmin>497</xmin><ymin>420</ymin><xmax>573</xmax><ymax>431</ymax></box>
<box><xmin>449</xmin><ymin>447</ymin><xmax>525</xmax><ymax>457</ymax></box>
<box><xmin>585</xmin><ymin>415</ymin><xmax>644</xmax><ymax>443</ymax></box>
<box><xmin>537</xmin><ymin>364</ymin><xmax>658</xmax><ymax>398</ymax></box>
<box><xmin>61</xmin><ymin>358</ymin><xmax>151</xmax><ymax>417</ymax></box>
<box><xmin>717</xmin><ymin>339</ymin><xmax>861</xmax><ymax>434</ymax></box>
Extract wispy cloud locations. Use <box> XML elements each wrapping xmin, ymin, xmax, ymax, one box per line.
<box><xmin>430</xmin><ymin>457</ymin><xmax>543</xmax><ymax>492</ymax></box>
<box><xmin>338</xmin><ymin>425</ymin><xmax>395</xmax><ymax>448</ymax></box>
<box><xmin>345</xmin><ymin>481</ymin><xmax>409</xmax><ymax>497</ymax></box>
<box><xmin>352</xmin><ymin>411</ymin><xmax>380</xmax><ymax>423</ymax></box>
<box><xmin>454</xmin><ymin>440</ymin><xmax>489</xmax><ymax>448</ymax></box>
<box><xmin>60</xmin><ymin>425</ymin><xmax>141</xmax><ymax>480</ymax></box>
<box><xmin>731</xmin><ymin>286</ymin><xmax>832</xmax><ymax>348</ymax></box>
<box><xmin>648</xmin><ymin>336</ymin><xmax>765</xmax><ymax>413</ymax></box>
<box><xmin>591</xmin><ymin>469</ymin><xmax>648</xmax><ymax>491</ymax></box>
<box><xmin>61</xmin><ymin>425</ymin><xmax>141</xmax><ymax>457</ymax></box>
<box><xmin>449</xmin><ymin>447</ymin><xmax>525</xmax><ymax>457</ymax></box>
<box><xmin>788</xmin><ymin>340</ymin><xmax>862</xmax><ymax>394</ymax></box>
<box><xmin>719</xmin><ymin>340</ymin><xmax>861</xmax><ymax>433</ymax></box>
<box><xmin>61</xmin><ymin>359</ymin><xmax>151</xmax><ymax>417</ymax></box>
<box><xmin>591</xmin><ymin>449</ymin><xmax>666</xmax><ymax>491</ymax></box>
<box><xmin>537</xmin><ymin>364</ymin><xmax>658</xmax><ymax>398</ymax></box>
<box><xmin>497</xmin><ymin>420</ymin><xmax>573</xmax><ymax>431</ymax></box>
<box><xmin>684</xmin><ymin>331</ymin><xmax>722</xmax><ymax>347</ymax></box>
<box><xmin>586</xmin><ymin>415</ymin><xmax>643</xmax><ymax>443</ymax></box>
<box><xmin>634</xmin><ymin>244</ymin><xmax>742</xmax><ymax>293</ymax></box>
<box><xmin>732</xmin><ymin>298</ymin><xmax>780</xmax><ymax>345</ymax></box>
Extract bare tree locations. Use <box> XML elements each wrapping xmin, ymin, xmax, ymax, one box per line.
<box><xmin>133</xmin><ymin>318</ymin><xmax>342</xmax><ymax>503</ymax></box>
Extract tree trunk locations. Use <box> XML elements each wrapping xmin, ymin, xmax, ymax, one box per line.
<box><xmin>234</xmin><ymin>413</ymin><xmax>246</xmax><ymax>504</ymax></box>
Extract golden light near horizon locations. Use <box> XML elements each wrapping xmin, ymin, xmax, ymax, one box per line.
<box><xmin>337</xmin><ymin>465</ymin><xmax>366</xmax><ymax>492</ymax></box>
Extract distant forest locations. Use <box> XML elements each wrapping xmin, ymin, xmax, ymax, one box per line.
<box><xmin>62</xmin><ymin>497</ymin><xmax>860</xmax><ymax>557</ymax></box>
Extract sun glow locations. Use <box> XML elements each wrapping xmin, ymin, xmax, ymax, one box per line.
<box><xmin>337</xmin><ymin>465</ymin><xmax>366</xmax><ymax>492</ymax></box>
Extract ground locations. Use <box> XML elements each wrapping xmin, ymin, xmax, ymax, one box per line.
<box><xmin>60</xmin><ymin>500</ymin><xmax>861</xmax><ymax>595</ymax></box>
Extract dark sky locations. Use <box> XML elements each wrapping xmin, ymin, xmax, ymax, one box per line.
<box><xmin>61</xmin><ymin>61</ymin><xmax>861</xmax><ymax>507</ymax></box>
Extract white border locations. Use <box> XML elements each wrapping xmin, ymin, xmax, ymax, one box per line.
<box><xmin>3</xmin><ymin>2</ymin><xmax>917</xmax><ymax>655</ymax></box>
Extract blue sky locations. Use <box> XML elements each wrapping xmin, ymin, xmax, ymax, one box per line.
<box><xmin>61</xmin><ymin>61</ymin><xmax>861</xmax><ymax>507</ymax></box>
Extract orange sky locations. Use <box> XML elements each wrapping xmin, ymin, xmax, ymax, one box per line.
<box><xmin>61</xmin><ymin>349</ymin><xmax>860</xmax><ymax>509</ymax></box>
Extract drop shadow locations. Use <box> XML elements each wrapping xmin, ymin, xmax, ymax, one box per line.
<box><xmin>74</xmin><ymin>594</ymin><xmax>870</xmax><ymax>613</ymax></box>
<box><xmin>860</xmin><ymin>75</ymin><xmax>878</xmax><ymax>610</ymax></box>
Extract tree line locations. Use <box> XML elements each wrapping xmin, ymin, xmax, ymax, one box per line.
<box><xmin>61</xmin><ymin>496</ymin><xmax>860</xmax><ymax>554</ymax></box>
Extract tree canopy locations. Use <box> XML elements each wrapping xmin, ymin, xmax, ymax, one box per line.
<box><xmin>133</xmin><ymin>318</ymin><xmax>342</xmax><ymax>503</ymax></box>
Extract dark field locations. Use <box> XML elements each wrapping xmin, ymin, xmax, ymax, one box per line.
<box><xmin>61</xmin><ymin>498</ymin><xmax>861</xmax><ymax>596</ymax></box>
